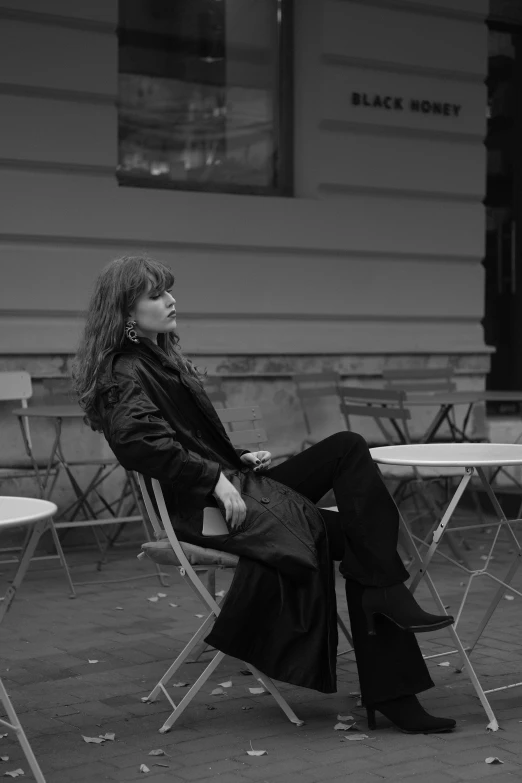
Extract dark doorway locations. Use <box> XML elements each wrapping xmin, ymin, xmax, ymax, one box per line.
<box><xmin>483</xmin><ymin>23</ymin><xmax>522</xmax><ymax>413</ymax></box>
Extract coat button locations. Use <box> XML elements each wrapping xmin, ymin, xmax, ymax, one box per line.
<box><xmin>260</xmin><ymin>497</ymin><xmax>270</xmax><ymax>504</ymax></box>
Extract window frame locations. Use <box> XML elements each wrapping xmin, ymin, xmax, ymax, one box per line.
<box><xmin>116</xmin><ymin>0</ymin><xmax>294</xmax><ymax>198</ymax></box>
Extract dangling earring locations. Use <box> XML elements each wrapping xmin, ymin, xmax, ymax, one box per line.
<box><xmin>125</xmin><ymin>320</ymin><xmax>139</xmax><ymax>343</ymax></box>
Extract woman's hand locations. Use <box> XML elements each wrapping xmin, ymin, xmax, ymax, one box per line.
<box><xmin>240</xmin><ymin>451</ymin><xmax>272</xmax><ymax>471</ymax></box>
<box><xmin>212</xmin><ymin>473</ymin><xmax>247</xmax><ymax>529</ymax></box>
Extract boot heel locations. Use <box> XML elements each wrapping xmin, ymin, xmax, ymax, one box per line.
<box><xmin>366</xmin><ymin>707</ymin><xmax>376</xmax><ymax>730</ymax></box>
<box><xmin>363</xmin><ymin>609</ymin><xmax>377</xmax><ymax>636</ymax></box>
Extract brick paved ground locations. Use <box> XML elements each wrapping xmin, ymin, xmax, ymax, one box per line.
<box><xmin>0</xmin><ymin>519</ymin><xmax>521</xmax><ymax>783</ymax></box>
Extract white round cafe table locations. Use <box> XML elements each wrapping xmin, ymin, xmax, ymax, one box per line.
<box><xmin>369</xmin><ymin>443</ymin><xmax>522</xmax><ymax>732</ymax></box>
<box><xmin>370</xmin><ymin>442</ymin><xmax>522</xmax><ymax>467</ymax></box>
<box><xmin>0</xmin><ymin>498</ymin><xmax>54</xmax><ymax>783</ymax></box>
<box><xmin>0</xmin><ymin>497</ymin><xmax>58</xmax><ymax>623</ymax></box>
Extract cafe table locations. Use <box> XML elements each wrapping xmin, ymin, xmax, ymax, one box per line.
<box><xmin>371</xmin><ymin>443</ymin><xmax>522</xmax><ymax>731</ymax></box>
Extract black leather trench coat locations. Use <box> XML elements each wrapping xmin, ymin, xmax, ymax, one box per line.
<box><xmin>93</xmin><ymin>338</ymin><xmax>337</xmax><ymax>693</ymax></box>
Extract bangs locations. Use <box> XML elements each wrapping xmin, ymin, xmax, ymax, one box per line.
<box><xmin>145</xmin><ymin>260</ymin><xmax>175</xmax><ymax>295</ymax></box>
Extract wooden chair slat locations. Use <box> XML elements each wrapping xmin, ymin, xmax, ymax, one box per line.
<box><xmin>228</xmin><ymin>428</ymin><xmax>268</xmax><ymax>446</ymax></box>
<box><xmin>217</xmin><ymin>407</ymin><xmax>262</xmax><ymax>423</ymax></box>
<box><xmin>340</xmin><ymin>387</ymin><xmax>406</xmax><ymax>403</ymax></box>
<box><xmin>340</xmin><ymin>403</ymin><xmax>411</xmax><ymax>421</ymax></box>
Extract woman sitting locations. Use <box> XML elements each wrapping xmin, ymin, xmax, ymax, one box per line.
<box><xmin>72</xmin><ymin>255</ymin><xmax>456</xmax><ymax>735</ymax></box>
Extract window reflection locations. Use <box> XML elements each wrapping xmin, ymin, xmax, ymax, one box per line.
<box><xmin>118</xmin><ymin>0</ymin><xmax>290</xmax><ymax>194</ymax></box>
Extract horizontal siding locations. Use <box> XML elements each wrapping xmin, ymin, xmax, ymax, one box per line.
<box><xmin>0</xmin><ymin>95</ymin><xmax>115</xmax><ymax>167</ymax></box>
<box><xmin>0</xmin><ymin>0</ymin><xmax>116</xmax><ymax>24</ymax></box>
<box><xmin>0</xmin><ymin>19</ymin><xmax>115</xmax><ymax>96</ymax></box>
<box><xmin>318</xmin><ymin>132</ymin><xmax>485</xmax><ymax>198</ymax></box>
<box><xmin>0</xmin><ymin>169</ymin><xmax>485</xmax><ymax>259</ymax></box>
<box><xmin>324</xmin><ymin>1</ymin><xmax>487</xmax><ymax>76</ymax></box>
<box><xmin>0</xmin><ymin>0</ymin><xmax>489</xmax><ymax>357</ymax></box>
<box><xmin>0</xmin><ymin>242</ymin><xmax>484</xmax><ymax>318</ymax></box>
<box><xmin>0</xmin><ymin>313</ymin><xmax>486</xmax><ymax>355</ymax></box>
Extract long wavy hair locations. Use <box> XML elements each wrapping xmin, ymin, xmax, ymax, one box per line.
<box><xmin>71</xmin><ymin>255</ymin><xmax>202</xmax><ymax>429</ymax></box>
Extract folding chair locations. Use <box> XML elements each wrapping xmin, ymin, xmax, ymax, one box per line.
<box><xmin>338</xmin><ymin>387</ymin><xmax>470</xmax><ymax>568</ymax></box>
<box><xmin>136</xmin><ymin>472</ymin><xmax>305</xmax><ymax>732</ymax></box>
<box><xmin>382</xmin><ymin>367</ymin><xmax>456</xmax><ymax>395</ymax></box>
<box><xmin>292</xmin><ymin>372</ymin><xmax>344</xmax><ymax>451</ymax></box>
<box><xmin>0</xmin><ymin>372</ymin><xmax>74</xmax><ymax>593</ymax></box>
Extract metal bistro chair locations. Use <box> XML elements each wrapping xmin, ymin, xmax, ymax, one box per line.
<box><xmin>218</xmin><ymin>405</ymin><xmax>353</xmax><ymax>655</ymax></box>
<box><xmin>0</xmin><ymin>372</ymin><xmax>73</xmax><ymax>593</ymax></box>
<box><xmin>292</xmin><ymin>372</ymin><xmax>344</xmax><ymax>451</ymax></box>
<box><xmin>338</xmin><ymin>387</ymin><xmax>470</xmax><ymax>567</ymax></box>
<box><xmin>135</xmin><ymin>469</ymin><xmax>304</xmax><ymax>733</ymax></box>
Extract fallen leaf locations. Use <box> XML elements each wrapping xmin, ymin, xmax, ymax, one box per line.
<box><xmin>219</xmin><ymin>681</ymin><xmax>232</xmax><ymax>688</ymax></box>
<box><xmin>0</xmin><ymin>757</ymin><xmax>8</xmax><ymax>762</ymax></box>
<box><xmin>239</xmin><ymin>669</ymin><xmax>253</xmax><ymax>676</ymax></box>
<box><xmin>206</xmin><ymin>706</ymin><xmax>216</xmax><ymax>710</ymax></box>
<box><xmin>195</xmin><ymin>614</ymin><xmax>205</xmax><ymax>618</ymax></box>
<box><xmin>154</xmin><ymin>763</ymin><xmax>169</xmax><ymax>768</ymax></box>
<box><xmin>169</xmin><ymin>603</ymin><xmax>178</xmax><ymax>608</ymax></box>
<box><xmin>3</xmin><ymin>770</ymin><xmax>24</xmax><ymax>778</ymax></box>
<box><xmin>139</xmin><ymin>764</ymin><xmax>150</xmax><ymax>773</ymax></box>
<box><xmin>485</xmin><ymin>757</ymin><xmax>503</xmax><ymax>764</ymax></box>
<box><xmin>0</xmin><ymin>736</ymin><xmax>7</xmax><ymax>740</ymax></box>
<box><xmin>211</xmin><ymin>687</ymin><xmax>226</xmax><ymax>696</ymax></box>
<box><xmin>88</xmin><ymin>660</ymin><xmax>99</xmax><ymax>664</ymax></box>
<box><xmin>248</xmin><ymin>687</ymin><xmax>266</xmax><ymax>694</ymax></box>
<box><xmin>242</xmin><ymin>706</ymin><xmax>253</xmax><ymax>711</ymax></box>
<box><xmin>337</xmin><ymin>714</ymin><xmax>353</xmax><ymax>721</ymax></box>
<box><xmin>157</xmin><ymin>593</ymin><xmax>167</xmax><ymax>598</ymax></box>
<box><xmin>334</xmin><ymin>722</ymin><xmax>352</xmax><ymax>731</ymax></box>
<box><xmin>147</xmin><ymin>596</ymin><xmax>159</xmax><ymax>603</ymax></box>
<box><xmin>115</xmin><ymin>607</ymin><xmax>124</xmax><ymax>610</ymax></box>
<box><xmin>216</xmin><ymin>590</ymin><xmax>226</xmax><ymax>597</ymax></box>
<box><xmin>99</xmin><ymin>733</ymin><xmax>115</xmax><ymax>741</ymax></box>
<box><xmin>349</xmin><ymin>691</ymin><xmax>360</xmax><ymax>697</ymax></box>
<box><xmin>172</xmin><ymin>682</ymin><xmax>189</xmax><ymax>688</ymax></box>
<box><xmin>148</xmin><ymin>749</ymin><xmax>165</xmax><ymax>756</ymax></box>
<box><xmin>247</xmin><ymin>742</ymin><xmax>267</xmax><ymax>757</ymax></box>
<box><xmin>504</xmin><ymin>595</ymin><xmax>515</xmax><ymax>601</ymax></box>
<box><xmin>438</xmin><ymin>662</ymin><xmax>451</xmax><ymax>667</ymax></box>
<box><xmin>82</xmin><ymin>735</ymin><xmax>105</xmax><ymax>744</ymax></box>
<box><xmin>343</xmin><ymin>734</ymin><xmax>369</xmax><ymax>741</ymax></box>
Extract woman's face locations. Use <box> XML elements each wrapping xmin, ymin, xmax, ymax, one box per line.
<box><xmin>128</xmin><ymin>282</ymin><xmax>177</xmax><ymax>344</ymax></box>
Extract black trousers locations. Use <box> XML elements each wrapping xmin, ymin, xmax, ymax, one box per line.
<box><xmin>266</xmin><ymin>432</ymin><xmax>434</xmax><ymax>706</ymax></box>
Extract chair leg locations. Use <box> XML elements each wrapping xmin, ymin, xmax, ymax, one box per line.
<box><xmin>158</xmin><ymin>651</ymin><xmax>226</xmax><ymax>733</ymax></box>
<box><xmin>246</xmin><ymin>664</ymin><xmax>304</xmax><ymax>726</ymax></box>
<box><xmin>336</xmin><ymin>612</ymin><xmax>353</xmax><ymax>657</ymax></box>
<box><xmin>0</xmin><ymin>518</ymin><xmax>48</xmax><ymax>624</ymax></box>
<box><xmin>0</xmin><ymin>679</ymin><xmax>46</xmax><ymax>782</ymax></box>
<box><xmin>144</xmin><ymin>614</ymin><xmax>215</xmax><ymax>702</ymax></box>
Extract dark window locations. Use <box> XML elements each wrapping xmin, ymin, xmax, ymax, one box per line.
<box><xmin>118</xmin><ymin>0</ymin><xmax>293</xmax><ymax>196</ymax></box>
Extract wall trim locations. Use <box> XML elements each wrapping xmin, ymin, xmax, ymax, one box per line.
<box><xmin>0</xmin><ymin>158</ymin><xmax>113</xmax><ymax>178</ymax></box>
<box><xmin>0</xmin><ymin>233</ymin><xmax>483</xmax><ymax>265</ymax></box>
<box><xmin>322</xmin><ymin>54</ymin><xmax>485</xmax><ymax>84</ymax></box>
<box><xmin>320</xmin><ymin>119</ymin><xmax>485</xmax><ymax>146</ymax></box>
<box><xmin>0</xmin><ymin>5</ymin><xmax>115</xmax><ymax>34</ymax></box>
<box><xmin>0</xmin><ymin>309</ymin><xmax>481</xmax><ymax>324</ymax></box>
<box><xmin>318</xmin><ymin>183</ymin><xmax>484</xmax><ymax>205</ymax></box>
<box><xmin>0</xmin><ymin>82</ymin><xmax>115</xmax><ymax>106</ymax></box>
<box><xmin>333</xmin><ymin>0</ymin><xmax>486</xmax><ymax>24</ymax></box>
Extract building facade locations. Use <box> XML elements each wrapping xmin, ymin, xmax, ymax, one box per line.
<box><xmin>0</xmin><ymin>0</ymin><xmax>516</xmax><ymax>481</ymax></box>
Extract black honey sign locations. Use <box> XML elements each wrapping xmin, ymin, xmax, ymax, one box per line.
<box><xmin>352</xmin><ymin>91</ymin><xmax>462</xmax><ymax>117</ymax></box>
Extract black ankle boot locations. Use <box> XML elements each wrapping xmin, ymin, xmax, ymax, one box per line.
<box><xmin>362</xmin><ymin>583</ymin><xmax>454</xmax><ymax>635</ymax></box>
<box><xmin>367</xmin><ymin>694</ymin><xmax>456</xmax><ymax>734</ymax></box>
